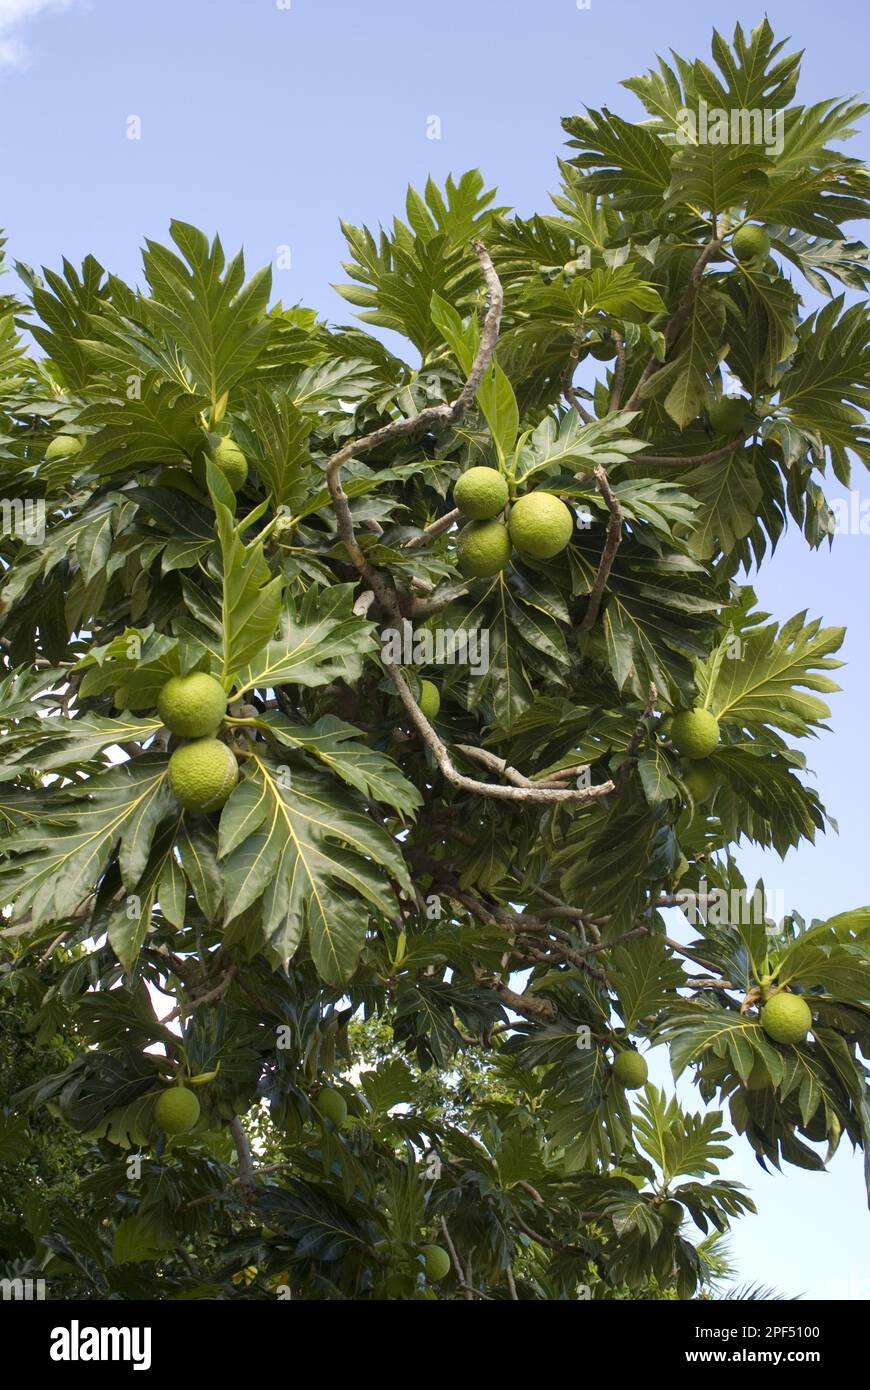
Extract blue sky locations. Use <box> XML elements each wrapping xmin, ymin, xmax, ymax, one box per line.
<box><xmin>2</xmin><ymin>0</ymin><xmax>868</xmax><ymax>1298</ymax></box>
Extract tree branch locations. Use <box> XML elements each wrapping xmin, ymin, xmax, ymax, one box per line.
<box><xmin>562</xmin><ymin>351</ymin><xmax>595</xmax><ymax>424</ymax></box>
<box><xmin>387</xmin><ymin>662</ymin><xmax>614</xmax><ymax>804</ymax></box>
<box><xmin>624</xmin><ymin>235</ymin><xmax>723</xmax><ymax>415</ymax></box>
<box><xmin>403</xmin><ymin>507</ymin><xmax>461</xmax><ymax>551</ymax></box>
<box><xmin>615</xmin><ymin>683</ymin><xmax>658</xmax><ymax>791</ymax></box>
<box><xmin>576</xmin><ymin>465</ymin><xmax>623</xmax><ymax>637</ymax></box>
<box><xmin>163</xmin><ymin>965</ymin><xmax>237</xmax><ymax>1025</ymax></box>
<box><xmin>229</xmin><ymin>1116</ymin><xmax>256</xmax><ymax>1200</ymax></box>
<box><xmin>634</xmin><ymin>431</ymin><xmax>751</xmax><ymax>467</ymax></box>
<box><xmin>609</xmin><ymin>332</ymin><xmax>627</xmax><ymax>412</ymax></box>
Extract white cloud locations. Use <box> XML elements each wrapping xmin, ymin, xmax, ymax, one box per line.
<box><xmin>0</xmin><ymin>0</ymin><xmax>77</xmax><ymax>68</ymax></box>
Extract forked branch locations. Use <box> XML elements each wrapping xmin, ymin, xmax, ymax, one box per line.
<box><xmin>387</xmin><ymin>662</ymin><xmax>614</xmax><ymax>805</ymax></box>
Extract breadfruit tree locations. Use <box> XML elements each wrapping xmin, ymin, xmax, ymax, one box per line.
<box><xmin>1</xmin><ymin>20</ymin><xmax>869</xmax><ymax>1301</ymax></box>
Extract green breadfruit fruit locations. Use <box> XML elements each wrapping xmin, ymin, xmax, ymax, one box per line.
<box><xmin>658</xmin><ymin>1199</ymin><xmax>684</xmax><ymax>1224</ymax></box>
<box><xmin>421</xmin><ymin>1244</ymin><xmax>451</xmax><ymax>1281</ymax></box>
<box><xmin>154</xmin><ymin>1086</ymin><xmax>201</xmax><ymax>1135</ymax></box>
<box><xmin>612</xmin><ymin>1050</ymin><xmax>648</xmax><ymax>1089</ymax></box>
<box><xmin>192</xmin><ymin>435</ymin><xmax>248</xmax><ymax>492</ymax></box>
<box><xmin>588</xmin><ymin>337</ymin><xmax>618</xmax><ymax>361</ymax></box>
<box><xmin>45</xmin><ymin>434</ymin><xmax>82</xmax><ymax>462</ymax></box>
<box><xmin>670</xmin><ymin>708</ymin><xmax>720</xmax><ymax>759</ymax></box>
<box><xmin>761</xmin><ymin>992</ymin><xmax>813</xmax><ymax>1045</ymax></box>
<box><xmin>168</xmin><ymin>737</ymin><xmax>239</xmax><ymax>812</ymax></box>
<box><xmin>457</xmin><ymin>519</ymin><xmax>512</xmax><ymax>577</ymax></box>
<box><xmin>212</xmin><ymin>436</ymin><xmax>248</xmax><ymax>490</ymax></box>
<box><xmin>316</xmin><ymin>1088</ymin><xmax>348</xmax><ymax>1126</ymax></box>
<box><xmin>682</xmin><ymin>759</ymin><xmax>718</xmax><ymax>804</ymax></box>
<box><xmin>158</xmin><ymin>672</ymin><xmax>228</xmax><ymax>738</ymax></box>
<box><xmin>508</xmin><ymin>492</ymin><xmax>574</xmax><ymax>560</ymax></box>
<box><xmin>708</xmin><ymin>396</ymin><xmax>750</xmax><ymax>435</ymax></box>
<box><xmin>453</xmin><ymin>466</ymin><xmax>509</xmax><ymax>520</ymax></box>
<box><xmin>419</xmin><ymin>680</ymin><xmax>441</xmax><ymax>720</ymax></box>
<box><xmin>732</xmin><ymin>224</ymin><xmax>770</xmax><ymax>262</ymax></box>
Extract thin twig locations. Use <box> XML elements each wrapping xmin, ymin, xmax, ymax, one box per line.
<box><xmin>163</xmin><ymin>965</ymin><xmax>237</xmax><ymax>1024</ymax></box>
<box><xmin>634</xmin><ymin>432</ymin><xmax>750</xmax><ymax>467</ymax></box>
<box><xmin>576</xmin><ymin>465</ymin><xmax>623</xmax><ymax>637</ymax></box>
<box><xmin>625</xmin><ymin>235</ymin><xmax>723</xmax><ymax>414</ymax></box>
<box><xmin>455</xmin><ymin>744</ymin><xmax>534</xmax><ymax>788</ymax></box>
<box><xmin>562</xmin><ymin>352</ymin><xmax>595</xmax><ymax>424</ymax></box>
<box><xmin>609</xmin><ymin>332</ymin><xmax>626</xmax><ymax>412</ymax></box>
<box><xmin>615</xmin><ymin>683</ymin><xmax>658</xmax><ymax>791</ymax></box>
<box><xmin>403</xmin><ymin>507</ymin><xmax>461</xmax><ymax>550</ymax></box>
<box><xmin>438</xmin><ymin>1219</ymin><xmax>493</xmax><ymax>1299</ymax></box>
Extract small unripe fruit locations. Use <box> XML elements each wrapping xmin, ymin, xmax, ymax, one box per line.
<box><xmin>761</xmin><ymin>992</ymin><xmax>812</xmax><ymax>1045</ymax></box>
<box><xmin>508</xmin><ymin>492</ymin><xmax>574</xmax><ymax>560</ymax></box>
<box><xmin>421</xmin><ymin>1244</ymin><xmax>451</xmax><ymax>1281</ymax></box>
<box><xmin>457</xmin><ymin>519</ymin><xmax>512</xmax><ymax>577</ymax></box>
<box><xmin>316</xmin><ymin>1088</ymin><xmax>348</xmax><ymax>1126</ymax></box>
<box><xmin>588</xmin><ymin>337</ymin><xmax>618</xmax><ymax>361</ymax></box>
<box><xmin>732</xmin><ymin>224</ymin><xmax>770</xmax><ymax>262</ymax></box>
<box><xmin>45</xmin><ymin>434</ymin><xmax>82</xmax><ymax>462</ymax></box>
<box><xmin>158</xmin><ymin>672</ymin><xmax>228</xmax><ymax>738</ymax></box>
<box><xmin>612</xmin><ymin>1050</ymin><xmax>648</xmax><ymax>1090</ymax></box>
<box><xmin>453</xmin><ymin>466</ymin><xmax>509</xmax><ymax>521</ymax></box>
<box><xmin>670</xmin><ymin>708</ymin><xmax>720</xmax><ymax>760</ymax></box>
<box><xmin>168</xmin><ymin>737</ymin><xmax>239</xmax><ymax>812</ymax></box>
<box><xmin>708</xmin><ymin>396</ymin><xmax>750</xmax><ymax>436</ymax></box>
<box><xmin>682</xmin><ymin>759</ymin><xmax>718</xmax><ymax>805</ymax></box>
<box><xmin>658</xmin><ymin>1199</ymin><xmax>683</xmax><ymax>1224</ymax></box>
<box><xmin>154</xmin><ymin>1086</ymin><xmax>200</xmax><ymax>1135</ymax></box>
<box><xmin>212</xmin><ymin>436</ymin><xmax>248</xmax><ymax>490</ymax></box>
<box><xmin>192</xmin><ymin>435</ymin><xmax>249</xmax><ymax>492</ymax></box>
<box><xmin>418</xmin><ymin>680</ymin><xmax>440</xmax><ymax>720</ymax></box>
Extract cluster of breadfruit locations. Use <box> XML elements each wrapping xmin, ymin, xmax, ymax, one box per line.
<box><xmin>451</xmin><ymin>467</ymin><xmax>576</xmax><ymax>577</ymax></box>
<box><xmin>146</xmin><ymin>672</ymin><xmax>240</xmax><ymax>813</ymax></box>
<box><xmin>668</xmin><ymin>706</ymin><xmax>722</xmax><ymax>807</ymax></box>
<box><xmin>45</xmin><ymin>430</ymin><xmax>250</xmax><ymax>496</ymax></box>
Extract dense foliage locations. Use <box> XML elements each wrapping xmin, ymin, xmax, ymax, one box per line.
<box><xmin>1</xmin><ymin>21</ymin><xmax>868</xmax><ymax>1300</ymax></box>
